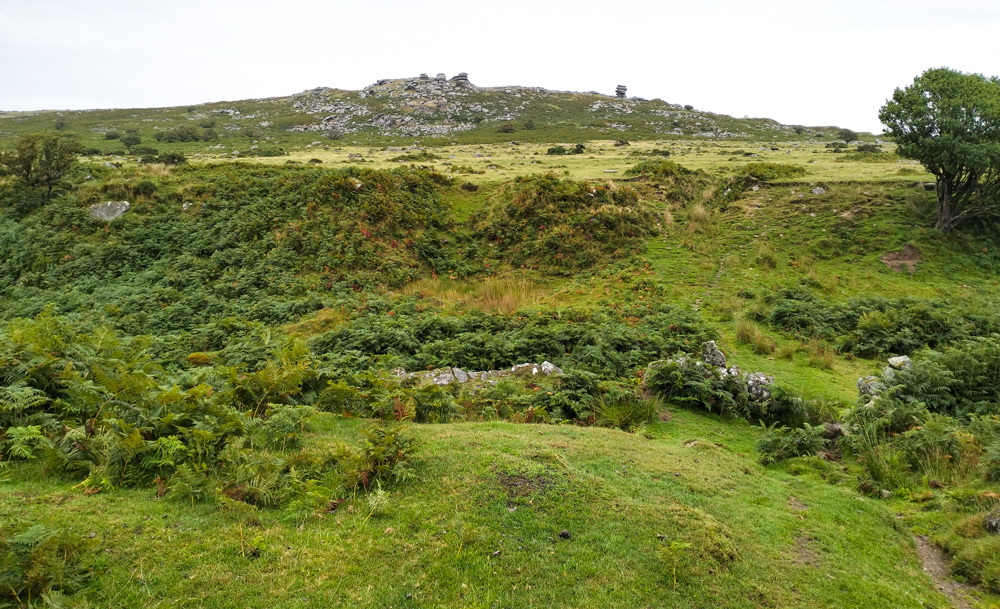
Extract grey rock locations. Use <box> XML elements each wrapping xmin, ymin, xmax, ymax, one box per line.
<box><xmin>887</xmin><ymin>356</ymin><xmax>912</xmax><ymax>370</ymax></box>
<box><xmin>452</xmin><ymin>367</ymin><xmax>469</xmax><ymax>383</ymax></box>
<box><xmin>823</xmin><ymin>422</ymin><xmax>846</xmax><ymax>440</ymax></box>
<box><xmin>88</xmin><ymin>200</ymin><xmax>130</xmax><ymax>221</ymax></box>
<box><xmin>701</xmin><ymin>340</ymin><xmax>727</xmax><ymax>368</ymax></box>
<box><xmin>540</xmin><ymin>361</ymin><xmax>563</xmax><ymax>376</ymax></box>
<box><xmin>432</xmin><ymin>370</ymin><xmax>455</xmax><ymax>385</ymax></box>
<box><xmin>811</xmin><ymin>187</ymin><xmax>825</xmax><ymax>195</ymax></box>
<box><xmin>858</xmin><ymin>376</ymin><xmax>885</xmax><ymax>397</ymax></box>
<box><xmin>746</xmin><ymin>372</ymin><xmax>774</xmax><ymax>401</ymax></box>
<box><xmin>985</xmin><ymin>509</ymin><xmax>1000</xmax><ymax>534</ymax></box>
<box><xmin>880</xmin><ymin>489</ymin><xmax>893</xmax><ymax>499</ymax></box>
<box><xmin>882</xmin><ymin>367</ymin><xmax>897</xmax><ymax>384</ymax></box>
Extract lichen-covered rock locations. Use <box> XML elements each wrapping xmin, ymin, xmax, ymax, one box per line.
<box><xmin>887</xmin><ymin>356</ymin><xmax>912</xmax><ymax>370</ymax></box>
<box><xmin>746</xmin><ymin>372</ymin><xmax>774</xmax><ymax>401</ymax></box>
<box><xmin>858</xmin><ymin>376</ymin><xmax>884</xmax><ymax>397</ymax></box>
<box><xmin>985</xmin><ymin>509</ymin><xmax>1000</xmax><ymax>534</ymax></box>
<box><xmin>452</xmin><ymin>367</ymin><xmax>469</xmax><ymax>383</ymax></box>
<box><xmin>88</xmin><ymin>200</ymin><xmax>130</xmax><ymax>221</ymax></box>
<box><xmin>701</xmin><ymin>340</ymin><xmax>726</xmax><ymax>368</ymax></box>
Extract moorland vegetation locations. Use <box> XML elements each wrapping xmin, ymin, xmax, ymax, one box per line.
<box><xmin>3</xmin><ymin>67</ymin><xmax>1000</xmax><ymax>608</ymax></box>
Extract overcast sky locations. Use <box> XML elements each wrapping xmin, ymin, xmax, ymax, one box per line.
<box><xmin>2</xmin><ymin>0</ymin><xmax>999</xmax><ymax>133</ymax></box>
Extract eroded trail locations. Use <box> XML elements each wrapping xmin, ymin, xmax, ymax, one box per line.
<box><xmin>913</xmin><ymin>536</ymin><xmax>975</xmax><ymax>609</ymax></box>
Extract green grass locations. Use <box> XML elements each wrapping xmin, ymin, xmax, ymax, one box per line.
<box><xmin>0</xmin><ymin>411</ymin><xmax>960</xmax><ymax>608</ymax></box>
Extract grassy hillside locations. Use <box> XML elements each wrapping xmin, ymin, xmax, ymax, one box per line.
<box><xmin>4</xmin><ymin>110</ymin><xmax>1000</xmax><ymax>609</ymax></box>
<box><xmin>0</xmin><ymin>76</ymin><xmax>852</xmax><ymax>157</ymax></box>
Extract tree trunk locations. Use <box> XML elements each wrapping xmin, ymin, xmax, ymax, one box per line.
<box><xmin>935</xmin><ymin>179</ymin><xmax>955</xmax><ymax>232</ymax></box>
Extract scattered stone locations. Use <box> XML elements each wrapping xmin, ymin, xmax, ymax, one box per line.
<box><xmin>701</xmin><ymin>340</ymin><xmax>727</xmax><ymax>368</ymax></box>
<box><xmin>811</xmin><ymin>187</ymin><xmax>825</xmax><ymax>195</ymax></box>
<box><xmin>511</xmin><ymin>363</ymin><xmax>539</xmax><ymax>377</ymax></box>
<box><xmin>88</xmin><ymin>200</ymin><xmax>130</xmax><ymax>221</ymax></box>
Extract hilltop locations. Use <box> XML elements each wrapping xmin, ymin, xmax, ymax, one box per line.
<box><xmin>0</xmin><ymin>73</ymin><xmax>847</xmax><ymax>154</ymax></box>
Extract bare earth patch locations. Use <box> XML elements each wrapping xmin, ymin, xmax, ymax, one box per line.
<box><xmin>795</xmin><ymin>535</ymin><xmax>818</xmax><ymax>566</ymax></box>
<box><xmin>881</xmin><ymin>244</ymin><xmax>921</xmax><ymax>274</ymax></box>
<box><xmin>913</xmin><ymin>535</ymin><xmax>974</xmax><ymax>609</ymax></box>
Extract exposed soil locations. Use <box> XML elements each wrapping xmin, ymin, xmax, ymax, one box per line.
<box><xmin>913</xmin><ymin>535</ymin><xmax>975</xmax><ymax>609</ymax></box>
<box><xmin>496</xmin><ymin>469</ymin><xmax>555</xmax><ymax>498</ymax></box>
<box><xmin>881</xmin><ymin>244</ymin><xmax>921</xmax><ymax>274</ymax></box>
<box><xmin>794</xmin><ymin>535</ymin><xmax>818</xmax><ymax>566</ymax></box>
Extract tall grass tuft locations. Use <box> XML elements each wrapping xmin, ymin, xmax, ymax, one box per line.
<box><xmin>736</xmin><ymin>319</ymin><xmax>775</xmax><ymax>355</ymax></box>
<box><xmin>595</xmin><ymin>395</ymin><xmax>661</xmax><ymax>432</ymax></box>
<box><xmin>686</xmin><ymin>202</ymin><xmax>711</xmax><ymax>234</ymax></box>
<box><xmin>402</xmin><ymin>276</ymin><xmax>544</xmax><ymax>313</ymax></box>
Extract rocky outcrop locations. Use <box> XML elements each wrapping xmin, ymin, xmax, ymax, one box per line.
<box><xmin>393</xmin><ymin>361</ymin><xmax>564</xmax><ymax>387</ymax></box>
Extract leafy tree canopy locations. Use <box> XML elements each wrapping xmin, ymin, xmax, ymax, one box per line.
<box><xmin>879</xmin><ymin>67</ymin><xmax>1000</xmax><ymax>231</ymax></box>
<box><xmin>0</xmin><ymin>132</ymin><xmax>83</xmax><ymax>199</ymax></box>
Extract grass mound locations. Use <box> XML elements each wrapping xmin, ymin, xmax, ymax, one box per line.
<box><xmin>474</xmin><ymin>173</ymin><xmax>661</xmax><ymax>272</ymax></box>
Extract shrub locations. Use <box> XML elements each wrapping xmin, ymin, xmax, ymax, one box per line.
<box><xmin>738</xmin><ymin>162</ymin><xmax>807</xmax><ymax>181</ymax></box>
<box><xmin>104</xmin><ymin>130</ymin><xmax>121</xmax><ymax>140</ymax></box>
<box><xmin>460</xmin><ymin>181</ymin><xmax>479</xmax><ymax>192</ymax></box>
<box><xmin>473</xmin><ymin>174</ymin><xmax>660</xmax><ymax>272</ymax></box>
<box><xmin>546</xmin><ymin>146</ymin><xmax>567</xmax><ymax>155</ymax></box>
<box><xmin>496</xmin><ymin>123</ymin><xmax>515</xmax><ymax>134</ymax></box>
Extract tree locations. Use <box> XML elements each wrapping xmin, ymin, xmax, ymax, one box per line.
<box><xmin>121</xmin><ymin>133</ymin><xmax>142</xmax><ymax>152</ymax></box>
<box><xmin>0</xmin><ymin>133</ymin><xmax>83</xmax><ymax>199</ymax></box>
<box><xmin>836</xmin><ymin>128</ymin><xmax>858</xmax><ymax>144</ymax></box>
<box><xmin>879</xmin><ymin>67</ymin><xmax>1000</xmax><ymax>231</ymax></box>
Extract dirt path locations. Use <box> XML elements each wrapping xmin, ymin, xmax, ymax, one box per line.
<box><xmin>913</xmin><ymin>535</ymin><xmax>976</xmax><ymax>609</ymax></box>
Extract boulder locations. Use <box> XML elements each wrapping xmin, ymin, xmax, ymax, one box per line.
<box><xmin>540</xmin><ymin>361</ymin><xmax>564</xmax><ymax>376</ymax></box>
<box><xmin>985</xmin><ymin>509</ymin><xmax>1000</xmax><ymax>534</ymax></box>
<box><xmin>811</xmin><ymin>187</ymin><xmax>825</xmax><ymax>195</ymax></box>
<box><xmin>701</xmin><ymin>340</ymin><xmax>727</xmax><ymax>368</ymax></box>
<box><xmin>452</xmin><ymin>367</ymin><xmax>469</xmax><ymax>383</ymax></box>
<box><xmin>887</xmin><ymin>356</ymin><xmax>912</xmax><ymax>370</ymax></box>
<box><xmin>746</xmin><ymin>372</ymin><xmax>774</xmax><ymax>401</ymax></box>
<box><xmin>88</xmin><ymin>200</ymin><xmax>130</xmax><ymax>221</ymax></box>
<box><xmin>858</xmin><ymin>376</ymin><xmax>884</xmax><ymax>397</ymax></box>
